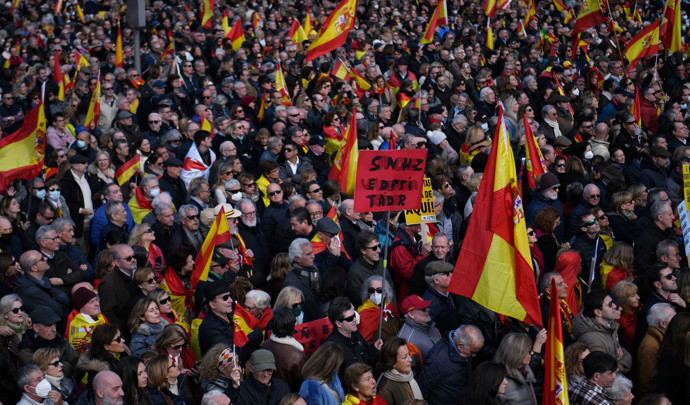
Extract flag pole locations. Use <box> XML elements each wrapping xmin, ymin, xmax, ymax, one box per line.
<box><xmin>378</xmin><ymin>210</ymin><xmax>392</xmax><ymax>341</ymax></box>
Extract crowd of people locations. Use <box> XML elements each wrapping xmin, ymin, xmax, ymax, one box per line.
<box><xmin>1</xmin><ymin>0</ymin><xmax>690</xmax><ymax>404</ymax></box>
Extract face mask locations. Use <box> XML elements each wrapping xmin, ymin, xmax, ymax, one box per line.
<box><xmin>584</xmin><ymin>151</ymin><xmax>594</xmax><ymax>160</ymax></box>
<box><xmin>291</xmin><ymin>305</ymin><xmax>302</xmax><ymax>318</ymax></box>
<box><xmin>49</xmin><ymin>191</ymin><xmax>61</xmax><ymax>200</ymax></box>
<box><xmin>231</xmin><ymin>192</ymin><xmax>242</xmax><ymax>202</ymax></box>
<box><xmin>149</xmin><ymin>188</ymin><xmax>160</xmax><ymax>198</ymax></box>
<box><xmin>354</xmin><ymin>311</ymin><xmax>361</xmax><ymax>325</ymax></box>
<box><xmin>34</xmin><ymin>379</ymin><xmax>52</xmax><ymax>398</ymax></box>
<box><xmin>682</xmin><ymin>103</ymin><xmax>688</xmax><ymax>111</ymax></box>
<box><xmin>171</xmin><ymin>142</ymin><xmax>180</xmax><ymax>149</ymax></box>
<box><xmin>76</xmin><ymin>140</ymin><xmax>86</xmax><ymax>148</ymax></box>
<box><xmin>35</xmin><ymin>189</ymin><xmax>46</xmax><ymax>199</ymax></box>
<box><xmin>0</xmin><ymin>233</ymin><xmax>11</xmax><ymax>243</ymax></box>
<box><xmin>370</xmin><ymin>292</ymin><xmax>383</xmax><ymax>306</ymax></box>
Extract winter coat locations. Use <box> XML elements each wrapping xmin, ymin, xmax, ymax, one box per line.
<box><xmin>299</xmin><ymin>377</ymin><xmax>345</xmax><ymax>405</ymax></box>
<box><xmin>396</xmin><ymin>319</ymin><xmax>442</xmax><ymax>363</ymax></box>
<box><xmin>230</xmin><ymin>375</ymin><xmax>290</xmax><ymax>405</ymax></box>
<box><xmin>377</xmin><ymin>376</ymin><xmax>417</xmax><ymax>405</ymax></box>
<box><xmin>261</xmin><ymin>335</ymin><xmax>307</xmax><ymax>392</ymax></box>
<box><xmin>525</xmin><ymin>193</ymin><xmax>564</xmax><ymax>242</ymax></box>
<box><xmin>18</xmin><ymin>332</ymin><xmax>79</xmax><ymax>378</ymax></box>
<box><xmin>417</xmin><ymin>332</ymin><xmax>473</xmax><ymax>405</ymax></box>
<box><xmin>497</xmin><ymin>366</ymin><xmax>537</xmax><ymax>405</ymax></box>
<box><xmin>76</xmin><ymin>349</ymin><xmax>129</xmax><ymax>388</ymax></box>
<box><xmin>13</xmin><ymin>274</ymin><xmax>71</xmax><ymax>320</ymax></box>
<box><xmin>571</xmin><ymin>314</ymin><xmax>632</xmax><ymax>373</ymax></box>
<box><xmin>130</xmin><ymin>319</ymin><xmax>168</xmax><ymax>356</ymax></box>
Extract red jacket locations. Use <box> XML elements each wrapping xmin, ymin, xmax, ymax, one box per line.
<box><xmin>639</xmin><ymin>97</ymin><xmax>659</xmax><ymax>135</ymax></box>
<box><xmin>390</xmin><ymin>231</ymin><xmax>426</xmax><ymax>307</ymax></box>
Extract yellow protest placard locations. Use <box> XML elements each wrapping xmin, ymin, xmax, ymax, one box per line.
<box><xmin>404</xmin><ymin>177</ymin><xmax>436</xmax><ymax>225</ymax></box>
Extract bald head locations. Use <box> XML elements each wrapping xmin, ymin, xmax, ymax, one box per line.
<box><xmin>93</xmin><ymin>370</ymin><xmax>124</xmax><ymax>405</ymax></box>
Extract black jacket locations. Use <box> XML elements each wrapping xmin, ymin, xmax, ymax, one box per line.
<box><xmin>159</xmin><ymin>172</ymin><xmax>188</xmax><ymax>209</ymax></box>
<box><xmin>59</xmin><ymin>171</ymin><xmax>99</xmax><ymax>237</ymax></box>
<box><xmin>325</xmin><ymin>330</ymin><xmax>379</xmax><ymax>381</ymax></box>
<box><xmin>98</xmin><ymin>268</ymin><xmax>137</xmax><ymax>333</ymax></box>
<box><xmin>237</xmin><ymin>222</ymin><xmax>271</xmax><ymax>286</ymax></box>
<box><xmin>230</xmin><ymin>375</ymin><xmax>291</xmax><ymax>405</ymax></box>
<box><xmin>634</xmin><ymin>223</ymin><xmax>676</xmax><ymax>273</ymax></box>
<box><xmin>261</xmin><ymin>201</ymin><xmax>289</xmax><ymax>249</ymax></box>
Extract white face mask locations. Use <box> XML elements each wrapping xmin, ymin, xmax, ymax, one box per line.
<box><xmin>370</xmin><ymin>292</ymin><xmax>383</xmax><ymax>306</ymax></box>
<box><xmin>584</xmin><ymin>151</ymin><xmax>594</xmax><ymax>160</ymax></box>
<box><xmin>354</xmin><ymin>311</ymin><xmax>361</xmax><ymax>325</ymax></box>
<box><xmin>34</xmin><ymin>379</ymin><xmax>52</xmax><ymax>398</ymax></box>
<box><xmin>231</xmin><ymin>191</ymin><xmax>242</xmax><ymax>202</ymax></box>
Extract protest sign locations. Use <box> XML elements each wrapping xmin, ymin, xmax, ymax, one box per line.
<box><xmin>405</xmin><ymin>177</ymin><xmax>436</xmax><ymax>225</ymax></box>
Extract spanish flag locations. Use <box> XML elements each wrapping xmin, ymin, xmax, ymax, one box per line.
<box><xmin>201</xmin><ymin>0</ymin><xmax>215</xmax><ymax>29</ymax></box>
<box><xmin>75</xmin><ymin>50</ymin><xmax>90</xmax><ymax>69</ymax></box>
<box><xmin>257</xmin><ymin>91</ymin><xmax>267</xmax><ymax>122</ymax></box>
<box><xmin>422</xmin><ymin>0</ymin><xmax>444</xmax><ymax>45</ymax></box>
<box><xmin>310</xmin><ymin>206</ymin><xmax>350</xmax><ymax>257</ymax></box>
<box><xmin>191</xmin><ymin>207</ymin><xmax>231</xmax><ymax>288</ymax></box>
<box><xmin>448</xmin><ymin>106</ymin><xmax>542</xmax><ymax>327</ymax></box>
<box><xmin>114</xmin><ymin>154</ymin><xmax>140</xmax><ymax>186</ymax></box>
<box><xmin>288</xmin><ymin>18</ymin><xmax>308</xmax><ymax>48</ymax></box>
<box><xmin>327</xmin><ymin>107</ymin><xmax>359</xmax><ymax>196</ymax></box>
<box><xmin>563</xmin><ymin>8</ymin><xmax>575</xmax><ymax>24</ymax></box>
<box><xmin>83</xmin><ymin>71</ymin><xmax>101</xmax><ymax>130</ymax></box>
<box><xmin>305</xmin><ymin>0</ymin><xmax>358</xmax><ymax>63</ymax></box>
<box><xmin>303</xmin><ymin>7</ymin><xmax>312</xmax><ymax>35</ymax></box>
<box><xmin>486</xmin><ymin>19</ymin><xmax>494</xmax><ymax>50</ymax></box>
<box><xmin>0</xmin><ymin>98</ymin><xmax>47</xmax><ymax>190</ymax></box>
<box><xmin>331</xmin><ymin>59</ymin><xmax>350</xmax><ymax>81</ymax></box>
<box><xmin>630</xmin><ymin>87</ymin><xmax>643</xmax><ymax>128</ymax></box>
<box><xmin>226</xmin><ymin>17</ymin><xmax>245</xmax><ymax>51</ymax></box>
<box><xmin>543</xmin><ymin>279</ymin><xmax>570</xmax><ymax>405</ymax></box>
<box><xmin>521</xmin><ymin>114</ymin><xmax>549</xmax><ymax>191</ymax></box>
<box><xmin>200</xmin><ymin>115</ymin><xmax>213</xmax><ymax>133</ymax></box>
<box><xmin>115</xmin><ymin>21</ymin><xmax>124</xmax><ymax>68</ymax></box>
<box><xmin>252</xmin><ymin>11</ymin><xmax>261</xmax><ymax>30</ymax></box>
<box><xmin>53</xmin><ymin>49</ymin><xmax>62</xmax><ymax>84</ymax></box>
<box><xmin>161</xmin><ymin>30</ymin><xmax>175</xmax><ymax>61</ymax></box>
<box><xmin>54</xmin><ymin>0</ymin><xmax>63</xmax><ymax>14</ymax></box>
<box><xmin>275</xmin><ymin>61</ymin><xmax>292</xmax><ymax>106</ymax></box>
<box><xmin>571</xmin><ymin>0</ymin><xmax>606</xmax><ymax>39</ymax></box>
<box><xmin>661</xmin><ymin>0</ymin><xmax>682</xmax><ymax>52</ymax></box>
<box><xmin>233</xmin><ymin>303</ymin><xmax>272</xmax><ymax>347</ymax></box>
<box><xmin>483</xmin><ymin>0</ymin><xmax>498</xmax><ymax>17</ymax></box>
<box><xmin>552</xmin><ymin>0</ymin><xmax>566</xmax><ymax>12</ymax></box>
<box><xmin>351</xmin><ymin>68</ymin><xmax>371</xmax><ymax>97</ymax></box>
<box><xmin>222</xmin><ymin>10</ymin><xmax>231</xmax><ymax>34</ymax></box>
<box><xmin>524</xmin><ymin>0</ymin><xmax>537</xmax><ymax>25</ymax></box>
<box><xmin>76</xmin><ymin>3</ymin><xmax>85</xmax><ymax>24</ymax></box>
<box><xmin>625</xmin><ymin>20</ymin><xmax>659</xmax><ymax>71</ymax></box>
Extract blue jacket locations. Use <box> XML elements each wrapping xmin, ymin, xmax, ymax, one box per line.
<box><xmin>417</xmin><ymin>331</ymin><xmax>473</xmax><ymax>405</ymax></box>
<box><xmin>60</xmin><ymin>243</ymin><xmax>95</xmax><ymax>281</ymax></box>
<box><xmin>13</xmin><ymin>274</ymin><xmax>70</xmax><ymax>319</ymax></box>
<box><xmin>299</xmin><ymin>376</ymin><xmax>345</xmax><ymax>405</ymax></box>
<box><xmin>422</xmin><ymin>287</ymin><xmax>457</xmax><ymax>335</ymax></box>
<box><xmin>91</xmin><ymin>202</ymin><xmax>135</xmax><ymax>247</ymax></box>
<box><xmin>149</xmin><ymin>375</ymin><xmax>189</xmax><ymax>405</ymax></box>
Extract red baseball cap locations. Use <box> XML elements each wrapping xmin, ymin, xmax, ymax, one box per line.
<box><xmin>400</xmin><ymin>295</ymin><xmax>432</xmax><ymax>315</ymax></box>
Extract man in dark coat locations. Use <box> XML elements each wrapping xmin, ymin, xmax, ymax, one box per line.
<box><xmin>230</xmin><ymin>350</ymin><xmax>290</xmax><ymax>405</ymax></box>
<box><xmin>158</xmin><ymin>157</ymin><xmax>188</xmax><ymax>209</ymax></box>
<box><xmin>97</xmin><ymin>244</ymin><xmax>138</xmax><ymax>334</ymax></box>
<box><xmin>236</xmin><ymin>199</ymin><xmax>271</xmax><ymax>286</ymax></box>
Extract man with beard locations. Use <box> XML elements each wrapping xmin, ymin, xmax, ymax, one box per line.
<box><xmin>236</xmin><ymin>198</ymin><xmax>270</xmax><ymax>286</ymax></box>
<box><xmin>525</xmin><ymin>172</ymin><xmax>565</xmax><ymax>241</ymax></box>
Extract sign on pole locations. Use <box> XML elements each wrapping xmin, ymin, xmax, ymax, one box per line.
<box><xmin>405</xmin><ymin>177</ymin><xmax>436</xmax><ymax>225</ymax></box>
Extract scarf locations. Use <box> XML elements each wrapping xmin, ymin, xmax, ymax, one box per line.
<box><xmin>379</xmin><ymin>369</ymin><xmax>423</xmax><ymax>399</ymax></box>
<box><xmin>134</xmin><ymin>187</ymin><xmax>153</xmax><ymax>210</ymax></box>
<box><xmin>561</xmin><ymin>300</ymin><xmax>574</xmax><ymax>333</ymax></box>
<box><xmin>293</xmin><ymin>262</ymin><xmax>320</xmax><ymax>292</ymax></box>
<box><xmin>7</xmin><ymin>319</ymin><xmax>28</xmax><ymax>341</ymax></box>
<box><xmin>543</xmin><ymin>118</ymin><xmax>563</xmax><ymax>139</ymax></box>
<box><xmin>44</xmin><ymin>374</ymin><xmax>63</xmax><ymax>390</ymax></box>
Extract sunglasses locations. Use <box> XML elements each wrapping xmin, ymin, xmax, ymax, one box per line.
<box><xmin>365</xmin><ymin>244</ymin><xmax>381</xmax><ymax>251</ymax></box>
<box><xmin>584</xmin><ymin>218</ymin><xmax>598</xmax><ymax>226</ymax></box>
<box><xmin>11</xmin><ymin>306</ymin><xmax>24</xmax><ymax>314</ymax></box>
<box><xmin>48</xmin><ymin>360</ymin><xmax>61</xmax><ymax>367</ymax></box>
<box><xmin>309</xmin><ymin>187</ymin><xmax>321</xmax><ymax>193</ymax></box>
<box><xmin>119</xmin><ymin>255</ymin><xmax>136</xmax><ymax>261</ymax></box>
<box><xmin>663</xmin><ymin>271</ymin><xmax>678</xmax><ymax>280</ymax></box>
<box><xmin>588</xmin><ymin>195</ymin><xmax>601</xmax><ymax>199</ymax></box>
<box><xmin>527</xmin><ymin>230</ymin><xmax>536</xmax><ymax>236</ymax></box>
<box><xmin>598</xmin><ymin>214</ymin><xmax>607</xmax><ymax>220</ymax></box>
<box><xmin>556</xmin><ymin>163</ymin><xmax>565</xmax><ymax>168</ymax></box>
<box><xmin>268</xmin><ymin>190</ymin><xmax>282</xmax><ymax>196</ymax></box>
<box><xmin>284</xmin><ymin>148</ymin><xmax>294</xmax><ymax>152</ymax></box>
<box><xmin>159</xmin><ymin>297</ymin><xmax>171</xmax><ymax>305</ymax></box>
<box><xmin>186</xmin><ymin>214</ymin><xmax>200</xmax><ymax>220</ymax></box>
<box><xmin>112</xmin><ymin>336</ymin><xmax>123</xmax><ymax>343</ymax></box>
<box><xmin>170</xmin><ymin>344</ymin><xmax>185</xmax><ymax>351</ymax></box>
<box><xmin>291</xmin><ymin>301</ymin><xmax>304</xmax><ymax>309</ymax></box>
<box><xmin>339</xmin><ymin>314</ymin><xmax>356</xmax><ymax>323</ymax></box>
<box><xmin>368</xmin><ymin>287</ymin><xmax>383</xmax><ymax>294</ymax></box>
<box><xmin>219</xmin><ymin>294</ymin><xmax>232</xmax><ymax>302</ymax></box>
<box><xmin>145</xmin><ymin>278</ymin><xmax>157</xmax><ymax>284</ymax></box>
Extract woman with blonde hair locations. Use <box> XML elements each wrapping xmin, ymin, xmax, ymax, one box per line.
<box><xmin>612</xmin><ymin>280</ymin><xmax>640</xmax><ymax>350</ymax></box>
<box><xmin>274</xmin><ymin>286</ymin><xmax>306</xmax><ymax>324</ymax></box>
<box><xmin>89</xmin><ymin>151</ymin><xmax>116</xmax><ymax>185</ymax></box>
<box><xmin>493</xmin><ymin>333</ymin><xmax>538</xmax><ymax>405</ymax></box>
<box><xmin>299</xmin><ymin>341</ymin><xmax>346</xmax><ymax>405</ymax></box>
<box><xmin>459</xmin><ymin>125</ymin><xmax>490</xmax><ymax>165</ymax></box>
<box><xmin>151</xmin><ymin>323</ymin><xmax>197</xmax><ymax>375</ymax></box>
<box><xmin>601</xmin><ymin>242</ymin><xmax>635</xmax><ymax>290</ymax></box>
<box><xmin>146</xmin><ymin>353</ymin><xmax>191</xmax><ymax>404</ymax></box>
<box><xmin>564</xmin><ymin>343</ymin><xmax>590</xmax><ymax>388</ymax></box>
<box><xmin>34</xmin><ymin>347</ymin><xmax>78</xmax><ymax>404</ymax></box>
<box><xmin>129</xmin><ymin>223</ymin><xmax>166</xmax><ymax>272</ymax></box>
<box><xmin>607</xmin><ymin>191</ymin><xmax>637</xmax><ymax>245</ymax></box>
<box><xmin>198</xmin><ymin>344</ymin><xmax>241</xmax><ymax>396</ymax></box>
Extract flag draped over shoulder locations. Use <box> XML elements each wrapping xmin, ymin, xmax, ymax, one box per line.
<box><xmin>522</xmin><ymin>114</ymin><xmax>548</xmax><ymax>191</ymax></box>
<box><xmin>305</xmin><ymin>0</ymin><xmax>358</xmax><ymax>63</ymax></box>
<box><xmin>0</xmin><ymin>101</ymin><xmax>47</xmax><ymax>190</ymax></box>
<box><xmin>544</xmin><ymin>279</ymin><xmax>569</xmax><ymax>405</ymax></box>
<box><xmin>625</xmin><ymin>20</ymin><xmax>659</xmax><ymax>71</ymax></box>
<box><xmin>328</xmin><ymin>108</ymin><xmax>359</xmax><ymax>195</ymax></box>
<box><xmin>191</xmin><ymin>207</ymin><xmax>231</xmax><ymax>288</ymax></box>
<box><xmin>448</xmin><ymin>106</ymin><xmax>542</xmax><ymax>326</ymax></box>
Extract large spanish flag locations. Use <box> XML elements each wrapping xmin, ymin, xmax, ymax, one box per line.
<box><xmin>571</xmin><ymin>0</ymin><xmax>606</xmax><ymax>39</ymax></box>
<box><xmin>0</xmin><ymin>101</ymin><xmax>47</xmax><ymax>190</ymax></box>
<box><xmin>522</xmin><ymin>113</ymin><xmax>548</xmax><ymax>191</ymax></box>
<box><xmin>226</xmin><ymin>18</ymin><xmax>245</xmax><ymax>51</ymax></box>
<box><xmin>305</xmin><ymin>0</ymin><xmax>358</xmax><ymax>63</ymax></box>
<box><xmin>116</xmin><ymin>21</ymin><xmax>124</xmax><ymax>68</ymax></box>
<box><xmin>327</xmin><ymin>107</ymin><xmax>359</xmax><ymax>196</ymax></box>
<box><xmin>114</xmin><ymin>154</ymin><xmax>140</xmax><ymax>186</ymax></box>
<box><xmin>625</xmin><ymin>20</ymin><xmax>659</xmax><ymax>71</ymax></box>
<box><xmin>191</xmin><ymin>207</ymin><xmax>231</xmax><ymax>288</ymax></box>
<box><xmin>83</xmin><ymin>71</ymin><xmax>101</xmax><ymax>130</ymax></box>
<box><xmin>660</xmin><ymin>0</ymin><xmax>682</xmax><ymax>52</ymax></box>
<box><xmin>448</xmin><ymin>106</ymin><xmax>542</xmax><ymax>326</ymax></box>
<box><xmin>544</xmin><ymin>279</ymin><xmax>570</xmax><ymax>405</ymax></box>
<box><xmin>288</xmin><ymin>18</ymin><xmax>308</xmax><ymax>48</ymax></box>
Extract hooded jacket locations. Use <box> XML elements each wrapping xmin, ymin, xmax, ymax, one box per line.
<box><xmin>572</xmin><ymin>314</ymin><xmax>632</xmax><ymax>373</ymax></box>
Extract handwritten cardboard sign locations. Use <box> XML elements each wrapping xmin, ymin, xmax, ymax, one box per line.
<box><xmin>354</xmin><ymin>149</ymin><xmax>428</xmax><ymax>212</ymax></box>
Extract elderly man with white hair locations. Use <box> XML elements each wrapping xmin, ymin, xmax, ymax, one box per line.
<box><xmin>637</xmin><ymin>302</ymin><xmax>676</xmax><ymax>399</ymax></box>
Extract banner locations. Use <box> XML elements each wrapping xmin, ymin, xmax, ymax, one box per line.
<box><xmin>354</xmin><ymin>149</ymin><xmax>427</xmax><ymax>212</ymax></box>
<box><xmin>405</xmin><ymin>177</ymin><xmax>436</xmax><ymax>225</ymax></box>
<box><xmin>267</xmin><ymin>317</ymin><xmax>333</xmax><ymax>356</ymax></box>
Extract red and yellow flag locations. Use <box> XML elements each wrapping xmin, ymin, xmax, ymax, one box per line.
<box><xmin>200</xmin><ymin>115</ymin><xmax>213</xmax><ymax>133</ymax></box>
<box><xmin>226</xmin><ymin>18</ymin><xmax>245</xmax><ymax>51</ymax></box>
<box><xmin>161</xmin><ymin>30</ymin><xmax>175</xmax><ymax>61</ymax></box>
<box><xmin>552</xmin><ymin>0</ymin><xmax>567</xmax><ymax>12</ymax></box>
<box><xmin>422</xmin><ymin>0</ymin><xmax>444</xmax><ymax>45</ymax></box>
<box><xmin>76</xmin><ymin>3</ymin><xmax>85</xmax><ymax>23</ymax></box>
<box><xmin>75</xmin><ymin>50</ymin><xmax>90</xmax><ymax>70</ymax></box>
<box><xmin>327</xmin><ymin>107</ymin><xmax>359</xmax><ymax>196</ymax></box>
<box><xmin>0</xmin><ymin>100</ymin><xmax>47</xmax><ymax>190</ymax></box>
<box><xmin>524</xmin><ymin>1</ymin><xmax>537</xmax><ymax>25</ymax></box>
<box><xmin>191</xmin><ymin>207</ymin><xmax>231</xmax><ymax>288</ymax></box>
<box><xmin>83</xmin><ymin>71</ymin><xmax>101</xmax><ymax>130</ymax></box>
<box><xmin>571</xmin><ymin>0</ymin><xmax>606</xmax><ymax>39</ymax></box>
<box><xmin>486</xmin><ymin>19</ymin><xmax>494</xmax><ymax>50</ymax></box>
<box><xmin>625</xmin><ymin>20</ymin><xmax>659</xmax><ymax>71</ymax></box>
<box><xmin>288</xmin><ymin>18</ymin><xmax>308</xmax><ymax>48</ymax></box>
<box><xmin>543</xmin><ymin>279</ymin><xmax>569</xmax><ymax>405</ymax></box>
<box><xmin>252</xmin><ymin>12</ymin><xmax>261</xmax><ymax>30</ymax></box>
<box><xmin>522</xmin><ymin>114</ymin><xmax>549</xmax><ymax>191</ymax></box>
<box><xmin>661</xmin><ymin>0</ymin><xmax>682</xmax><ymax>52</ymax></box>
<box><xmin>114</xmin><ymin>154</ymin><xmax>140</xmax><ymax>186</ymax></box>
<box><xmin>305</xmin><ymin>0</ymin><xmax>358</xmax><ymax>63</ymax></box>
<box><xmin>630</xmin><ymin>87</ymin><xmax>643</xmax><ymax>128</ymax></box>
<box><xmin>116</xmin><ymin>21</ymin><xmax>124</xmax><ymax>68</ymax></box>
<box><xmin>275</xmin><ymin>61</ymin><xmax>292</xmax><ymax>106</ymax></box>
<box><xmin>201</xmin><ymin>0</ymin><xmax>215</xmax><ymax>29</ymax></box>
<box><xmin>222</xmin><ymin>10</ymin><xmax>231</xmax><ymax>34</ymax></box>
<box><xmin>448</xmin><ymin>106</ymin><xmax>542</xmax><ymax>326</ymax></box>
<box><xmin>351</xmin><ymin>68</ymin><xmax>371</xmax><ymax>98</ymax></box>
<box><xmin>55</xmin><ymin>0</ymin><xmax>63</xmax><ymax>14</ymax></box>
<box><xmin>257</xmin><ymin>91</ymin><xmax>267</xmax><ymax>122</ymax></box>
<box><xmin>310</xmin><ymin>206</ymin><xmax>350</xmax><ymax>257</ymax></box>
<box><xmin>331</xmin><ymin>59</ymin><xmax>350</xmax><ymax>81</ymax></box>
<box><xmin>563</xmin><ymin>8</ymin><xmax>575</xmax><ymax>24</ymax></box>
<box><xmin>53</xmin><ymin>49</ymin><xmax>62</xmax><ymax>85</ymax></box>
<box><xmin>303</xmin><ymin>7</ymin><xmax>312</xmax><ymax>34</ymax></box>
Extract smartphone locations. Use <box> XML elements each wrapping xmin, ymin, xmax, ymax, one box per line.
<box><xmin>155</xmin><ymin>257</ymin><xmax>162</xmax><ymax>267</ymax></box>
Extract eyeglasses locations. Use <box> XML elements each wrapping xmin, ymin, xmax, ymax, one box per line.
<box><xmin>309</xmin><ymin>187</ymin><xmax>321</xmax><ymax>193</ymax></box>
<box><xmin>170</xmin><ymin>343</ymin><xmax>185</xmax><ymax>351</ymax></box>
<box><xmin>218</xmin><ymin>294</ymin><xmax>232</xmax><ymax>302</ymax></box>
<box><xmin>339</xmin><ymin>314</ymin><xmax>356</xmax><ymax>323</ymax></box>
<box><xmin>185</xmin><ymin>214</ymin><xmax>200</xmax><ymax>220</ymax></box>
<box><xmin>159</xmin><ymin>297</ymin><xmax>170</xmax><ymax>305</ymax></box>
<box><xmin>587</xmin><ymin>194</ymin><xmax>601</xmax><ymax>199</ymax></box>
<box><xmin>584</xmin><ymin>218</ymin><xmax>598</xmax><ymax>226</ymax></box>
<box><xmin>291</xmin><ymin>301</ymin><xmax>304</xmax><ymax>309</ymax></box>
<box><xmin>364</xmin><ymin>244</ymin><xmax>381</xmax><ymax>251</ymax></box>
<box><xmin>527</xmin><ymin>230</ymin><xmax>536</xmax><ymax>236</ymax></box>
<box><xmin>11</xmin><ymin>306</ymin><xmax>24</xmax><ymax>314</ymax></box>
<box><xmin>112</xmin><ymin>336</ymin><xmax>123</xmax><ymax>343</ymax></box>
<box><xmin>268</xmin><ymin>190</ymin><xmax>282</xmax><ymax>196</ymax></box>
<box><xmin>144</xmin><ymin>277</ymin><xmax>157</xmax><ymax>284</ymax></box>
<box><xmin>368</xmin><ymin>287</ymin><xmax>383</xmax><ymax>294</ymax></box>
<box><xmin>663</xmin><ymin>271</ymin><xmax>678</xmax><ymax>280</ymax></box>
<box><xmin>310</xmin><ymin>211</ymin><xmax>323</xmax><ymax>218</ymax></box>
<box><xmin>48</xmin><ymin>360</ymin><xmax>61</xmax><ymax>367</ymax></box>
<box><xmin>118</xmin><ymin>255</ymin><xmax>136</xmax><ymax>261</ymax></box>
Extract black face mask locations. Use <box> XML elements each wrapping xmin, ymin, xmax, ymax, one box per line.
<box><xmin>0</xmin><ymin>233</ymin><xmax>12</xmax><ymax>243</ymax></box>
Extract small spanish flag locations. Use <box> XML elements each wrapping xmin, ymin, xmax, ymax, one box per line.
<box><xmin>114</xmin><ymin>154</ymin><xmax>140</xmax><ymax>186</ymax></box>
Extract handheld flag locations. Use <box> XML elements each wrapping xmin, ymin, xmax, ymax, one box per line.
<box><xmin>303</xmin><ymin>7</ymin><xmax>312</xmax><ymax>34</ymax></box>
<box><xmin>305</xmin><ymin>0</ymin><xmax>358</xmax><ymax>63</ymax></box>
<box><xmin>660</xmin><ymin>0</ymin><xmax>682</xmax><ymax>52</ymax></box>
<box><xmin>257</xmin><ymin>91</ymin><xmax>267</xmax><ymax>122</ymax></box>
<box><xmin>115</xmin><ymin>21</ymin><xmax>124</xmax><ymax>68</ymax></box>
<box><xmin>288</xmin><ymin>18</ymin><xmax>308</xmax><ymax>48</ymax></box>
<box><xmin>75</xmin><ymin>50</ymin><xmax>90</xmax><ymax>69</ymax></box>
<box><xmin>0</xmin><ymin>99</ymin><xmax>47</xmax><ymax>189</ymax></box>
<box><xmin>201</xmin><ymin>0</ymin><xmax>215</xmax><ymax>29</ymax></box>
<box><xmin>252</xmin><ymin>12</ymin><xmax>261</xmax><ymax>30</ymax></box>
<box><xmin>327</xmin><ymin>107</ymin><xmax>359</xmax><ymax>195</ymax></box>
<box><xmin>422</xmin><ymin>0</ymin><xmax>445</xmax><ymax>45</ymax></box>
<box><xmin>76</xmin><ymin>3</ymin><xmax>85</xmax><ymax>23</ymax></box>
<box><xmin>114</xmin><ymin>155</ymin><xmax>140</xmax><ymax>186</ymax></box>
<box><xmin>275</xmin><ymin>62</ymin><xmax>292</xmax><ymax>106</ymax></box>
<box><xmin>161</xmin><ymin>30</ymin><xmax>175</xmax><ymax>61</ymax></box>
<box><xmin>191</xmin><ymin>207</ymin><xmax>231</xmax><ymax>288</ymax></box>
<box><xmin>351</xmin><ymin>68</ymin><xmax>371</xmax><ymax>98</ymax></box>
<box><xmin>522</xmin><ymin>115</ymin><xmax>549</xmax><ymax>191</ymax></box>
<box><xmin>571</xmin><ymin>0</ymin><xmax>606</xmax><ymax>40</ymax></box>
<box><xmin>222</xmin><ymin>10</ymin><xmax>231</xmax><ymax>34</ymax></box>
<box><xmin>448</xmin><ymin>106</ymin><xmax>542</xmax><ymax>326</ymax></box>
<box><xmin>83</xmin><ymin>71</ymin><xmax>101</xmax><ymax>130</ymax></box>
<box><xmin>331</xmin><ymin>59</ymin><xmax>351</xmax><ymax>81</ymax></box>
<box><xmin>625</xmin><ymin>20</ymin><xmax>659</xmax><ymax>71</ymax></box>
<box><xmin>630</xmin><ymin>87</ymin><xmax>643</xmax><ymax>128</ymax></box>
<box><xmin>543</xmin><ymin>279</ymin><xmax>570</xmax><ymax>405</ymax></box>
<box><xmin>226</xmin><ymin>18</ymin><xmax>245</xmax><ymax>51</ymax></box>
<box><xmin>486</xmin><ymin>19</ymin><xmax>494</xmax><ymax>50</ymax></box>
